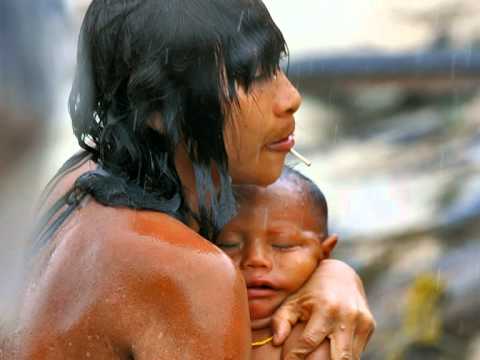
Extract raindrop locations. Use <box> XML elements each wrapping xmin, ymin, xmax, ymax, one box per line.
<box><xmin>333</xmin><ymin>122</ymin><xmax>339</xmax><ymax>145</ymax></box>
<box><xmin>262</xmin><ymin>208</ymin><xmax>269</xmax><ymax>229</ymax></box>
<box><xmin>466</xmin><ymin>43</ymin><xmax>472</xmax><ymax>67</ymax></box>
<box><xmin>435</xmin><ymin>268</ymin><xmax>442</xmax><ymax>287</ymax></box>
<box><xmin>237</xmin><ymin>11</ymin><xmax>245</xmax><ymax>32</ymax></box>
<box><xmin>450</xmin><ymin>54</ymin><xmax>457</xmax><ymax>81</ymax></box>
<box><xmin>439</xmin><ymin>149</ymin><xmax>446</xmax><ymax>168</ymax></box>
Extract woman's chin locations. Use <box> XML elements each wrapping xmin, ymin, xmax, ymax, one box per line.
<box><xmin>232</xmin><ymin>167</ymin><xmax>283</xmax><ymax>187</ymax></box>
<box><xmin>230</xmin><ymin>154</ymin><xmax>286</xmax><ymax>186</ymax></box>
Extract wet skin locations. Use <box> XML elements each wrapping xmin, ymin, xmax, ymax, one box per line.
<box><xmin>217</xmin><ymin>178</ymin><xmax>337</xmax><ymax>359</ymax></box>
<box><xmin>11</xmin><ymin>161</ymin><xmax>250</xmax><ymax>359</ymax></box>
<box><xmin>224</xmin><ymin>71</ymin><xmax>302</xmax><ymax>186</ymax></box>
<box><xmin>6</xmin><ymin>70</ymin><xmax>303</xmax><ymax>359</ymax></box>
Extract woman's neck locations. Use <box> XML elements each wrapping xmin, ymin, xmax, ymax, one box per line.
<box><xmin>175</xmin><ymin>142</ymin><xmax>224</xmax><ymax>231</ymax></box>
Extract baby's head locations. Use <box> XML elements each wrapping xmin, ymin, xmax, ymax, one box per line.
<box><xmin>217</xmin><ymin>168</ymin><xmax>337</xmax><ymax>327</ymax></box>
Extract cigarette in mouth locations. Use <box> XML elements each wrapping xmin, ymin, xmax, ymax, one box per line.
<box><xmin>289</xmin><ymin>148</ymin><xmax>312</xmax><ymax>167</ymax></box>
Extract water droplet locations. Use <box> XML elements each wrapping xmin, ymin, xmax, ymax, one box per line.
<box><xmin>237</xmin><ymin>11</ymin><xmax>245</xmax><ymax>32</ymax></box>
<box><xmin>450</xmin><ymin>54</ymin><xmax>457</xmax><ymax>81</ymax></box>
<box><xmin>333</xmin><ymin>123</ymin><xmax>339</xmax><ymax>145</ymax></box>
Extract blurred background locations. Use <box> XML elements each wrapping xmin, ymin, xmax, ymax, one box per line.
<box><xmin>1</xmin><ymin>0</ymin><xmax>480</xmax><ymax>359</ymax></box>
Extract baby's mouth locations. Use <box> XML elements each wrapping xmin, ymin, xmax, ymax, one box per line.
<box><xmin>246</xmin><ymin>283</ymin><xmax>278</xmax><ymax>299</ymax></box>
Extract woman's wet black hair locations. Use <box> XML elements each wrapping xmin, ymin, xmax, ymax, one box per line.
<box><xmin>280</xmin><ymin>167</ymin><xmax>329</xmax><ymax>235</ymax></box>
<box><xmin>65</xmin><ymin>0</ymin><xmax>288</xmax><ymax>239</ymax></box>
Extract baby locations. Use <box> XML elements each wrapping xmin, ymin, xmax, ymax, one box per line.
<box><xmin>217</xmin><ymin>167</ymin><xmax>337</xmax><ymax>359</ymax></box>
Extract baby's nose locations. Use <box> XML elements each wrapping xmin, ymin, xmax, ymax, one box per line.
<box><xmin>241</xmin><ymin>241</ymin><xmax>272</xmax><ymax>270</ymax></box>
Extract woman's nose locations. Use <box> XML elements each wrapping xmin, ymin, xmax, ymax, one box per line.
<box><xmin>273</xmin><ymin>72</ymin><xmax>302</xmax><ymax>116</ymax></box>
<box><xmin>240</xmin><ymin>241</ymin><xmax>272</xmax><ymax>271</ymax></box>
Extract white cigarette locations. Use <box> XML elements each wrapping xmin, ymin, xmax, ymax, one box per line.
<box><xmin>290</xmin><ymin>148</ymin><xmax>312</xmax><ymax>167</ymax></box>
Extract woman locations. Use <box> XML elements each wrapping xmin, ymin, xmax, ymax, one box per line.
<box><xmin>9</xmin><ymin>0</ymin><xmax>374</xmax><ymax>359</ymax></box>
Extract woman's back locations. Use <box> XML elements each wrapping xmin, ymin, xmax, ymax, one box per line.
<box><xmin>13</xmin><ymin>160</ymin><xmax>250</xmax><ymax>359</ymax></box>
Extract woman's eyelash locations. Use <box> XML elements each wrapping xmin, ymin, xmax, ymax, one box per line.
<box><xmin>253</xmin><ymin>72</ymin><xmax>269</xmax><ymax>82</ymax></box>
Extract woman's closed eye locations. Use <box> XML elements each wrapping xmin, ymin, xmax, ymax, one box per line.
<box><xmin>253</xmin><ymin>67</ymin><xmax>280</xmax><ymax>83</ymax></box>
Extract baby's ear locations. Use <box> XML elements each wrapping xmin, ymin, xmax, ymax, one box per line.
<box><xmin>321</xmin><ymin>234</ymin><xmax>338</xmax><ymax>259</ymax></box>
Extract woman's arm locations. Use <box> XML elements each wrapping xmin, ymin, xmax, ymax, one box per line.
<box><xmin>272</xmin><ymin>259</ymin><xmax>375</xmax><ymax>360</ymax></box>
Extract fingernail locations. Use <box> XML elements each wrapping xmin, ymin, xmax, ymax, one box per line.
<box><xmin>272</xmin><ymin>332</ymin><xmax>281</xmax><ymax>344</ymax></box>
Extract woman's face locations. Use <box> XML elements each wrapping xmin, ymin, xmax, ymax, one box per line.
<box><xmin>224</xmin><ymin>71</ymin><xmax>302</xmax><ymax>186</ymax></box>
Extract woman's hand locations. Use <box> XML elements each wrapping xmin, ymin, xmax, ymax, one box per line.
<box><xmin>272</xmin><ymin>259</ymin><xmax>375</xmax><ymax>360</ymax></box>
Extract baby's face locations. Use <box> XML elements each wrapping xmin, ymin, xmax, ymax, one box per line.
<box><xmin>217</xmin><ymin>179</ymin><xmax>335</xmax><ymax>324</ymax></box>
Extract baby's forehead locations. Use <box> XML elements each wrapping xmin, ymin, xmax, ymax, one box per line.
<box><xmin>235</xmin><ymin>180</ymin><xmax>323</xmax><ymax>215</ymax></box>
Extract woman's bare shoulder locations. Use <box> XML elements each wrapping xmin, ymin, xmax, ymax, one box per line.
<box><xmin>81</xmin><ymin>201</ymin><xmax>235</xmax><ymax>276</ymax></box>
<box><xmin>55</xmin><ymin>200</ymin><xmax>239</xmax><ymax>301</ymax></box>
<box><xmin>81</xmin><ymin>204</ymin><xmax>250</xmax><ymax>358</ymax></box>
<box><xmin>20</xmin><ymin>202</ymin><xmax>249</xmax><ymax>358</ymax></box>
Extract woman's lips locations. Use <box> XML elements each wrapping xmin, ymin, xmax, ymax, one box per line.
<box><xmin>266</xmin><ymin>134</ymin><xmax>295</xmax><ymax>152</ymax></box>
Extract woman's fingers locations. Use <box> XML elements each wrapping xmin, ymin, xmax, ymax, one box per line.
<box><xmin>329</xmin><ymin>323</ymin><xmax>355</xmax><ymax>360</ymax></box>
<box><xmin>352</xmin><ymin>313</ymin><xmax>376</xmax><ymax>357</ymax></box>
<box><xmin>272</xmin><ymin>302</ymin><xmax>300</xmax><ymax>345</ymax></box>
<box><xmin>281</xmin><ymin>310</ymin><xmax>333</xmax><ymax>360</ymax></box>
<box><xmin>273</xmin><ymin>260</ymin><xmax>375</xmax><ymax>359</ymax></box>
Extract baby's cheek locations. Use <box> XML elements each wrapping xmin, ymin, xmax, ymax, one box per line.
<box><xmin>280</xmin><ymin>253</ymin><xmax>318</xmax><ymax>292</ymax></box>
<box><xmin>221</xmin><ymin>251</ymin><xmax>241</xmax><ymax>268</ymax></box>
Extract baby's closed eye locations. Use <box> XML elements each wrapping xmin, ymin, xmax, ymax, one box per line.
<box><xmin>216</xmin><ymin>232</ymin><xmax>243</xmax><ymax>250</ymax></box>
<box><xmin>269</xmin><ymin>232</ymin><xmax>304</xmax><ymax>251</ymax></box>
